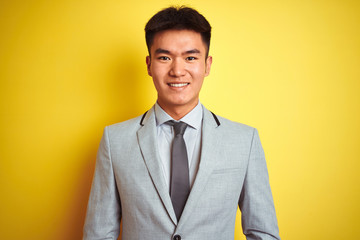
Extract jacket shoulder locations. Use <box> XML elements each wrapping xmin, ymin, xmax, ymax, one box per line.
<box><xmin>105</xmin><ymin>113</ymin><xmax>145</xmax><ymax>137</ymax></box>
<box><xmin>215</xmin><ymin>114</ymin><xmax>256</xmax><ymax>135</ymax></box>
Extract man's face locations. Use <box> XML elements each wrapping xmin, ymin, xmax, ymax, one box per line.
<box><xmin>146</xmin><ymin>29</ymin><xmax>212</xmax><ymax>116</ymax></box>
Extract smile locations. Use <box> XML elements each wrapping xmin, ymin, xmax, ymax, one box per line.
<box><xmin>168</xmin><ymin>83</ymin><xmax>189</xmax><ymax>87</ymax></box>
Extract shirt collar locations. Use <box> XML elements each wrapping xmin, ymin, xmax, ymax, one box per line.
<box><xmin>154</xmin><ymin>101</ymin><xmax>203</xmax><ymax>130</ymax></box>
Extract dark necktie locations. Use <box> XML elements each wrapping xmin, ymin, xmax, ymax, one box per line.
<box><xmin>167</xmin><ymin>120</ymin><xmax>190</xmax><ymax>221</ymax></box>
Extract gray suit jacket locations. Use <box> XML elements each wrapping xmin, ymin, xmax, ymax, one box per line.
<box><xmin>83</xmin><ymin>105</ymin><xmax>280</xmax><ymax>240</ymax></box>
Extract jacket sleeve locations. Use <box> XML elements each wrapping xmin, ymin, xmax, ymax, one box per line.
<box><xmin>83</xmin><ymin>127</ymin><xmax>121</xmax><ymax>240</ymax></box>
<box><xmin>238</xmin><ymin>128</ymin><xmax>280</xmax><ymax>240</ymax></box>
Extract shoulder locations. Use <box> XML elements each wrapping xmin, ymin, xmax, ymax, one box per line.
<box><xmin>216</xmin><ymin>114</ymin><xmax>257</xmax><ymax>139</ymax></box>
<box><xmin>216</xmin><ymin>114</ymin><xmax>253</xmax><ymax>131</ymax></box>
<box><xmin>204</xmin><ymin>106</ymin><xmax>255</xmax><ymax>135</ymax></box>
<box><xmin>203</xmin><ymin>108</ymin><xmax>262</xmax><ymax>153</ymax></box>
<box><xmin>104</xmin><ymin>113</ymin><xmax>146</xmax><ymax>137</ymax></box>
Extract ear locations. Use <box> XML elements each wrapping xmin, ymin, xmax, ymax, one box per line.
<box><xmin>205</xmin><ymin>56</ymin><xmax>212</xmax><ymax>76</ymax></box>
<box><xmin>146</xmin><ymin>56</ymin><xmax>152</xmax><ymax>76</ymax></box>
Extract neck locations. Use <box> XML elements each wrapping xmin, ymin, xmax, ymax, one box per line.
<box><xmin>157</xmin><ymin>101</ymin><xmax>198</xmax><ymax>120</ymax></box>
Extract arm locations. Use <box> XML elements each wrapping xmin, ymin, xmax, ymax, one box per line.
<box><xmin>83</xmin><ymin>127</ymin><xmax>121</xmax><ymax>240</ymax></box>
<box><xmin>239</xmin><ymin>129</ymin><xmax>280</xmax><ymax>240</ymax></box>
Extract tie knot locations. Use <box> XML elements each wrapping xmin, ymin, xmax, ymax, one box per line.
<box><xmin>167</xmin><ymin>120</ymin><xmax>187</xmax><ymax>136</ymax></box>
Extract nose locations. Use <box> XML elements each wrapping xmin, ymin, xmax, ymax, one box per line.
<box><xmin>169</xmin><ymin>58</ymin><xmax>186</xmax><ymax>77</ymax></box>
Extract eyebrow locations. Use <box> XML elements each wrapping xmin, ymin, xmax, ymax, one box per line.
<box><xmin>184</xmin><ymin>49</ymin><xmax>201</xmax><ymax>54</ymax></box>
<box><xmin>154</xmin><ymin>48</ymin><xmax>170</xmax><ymax>54</ymax></box>
<box><xmin>154</xmin><ymin>48</ymin><xmax>201</xmax><ymax>55</ymax></box>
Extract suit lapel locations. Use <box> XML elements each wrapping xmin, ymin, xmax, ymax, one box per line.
<box><xmin>178</xmin><ymin>107</ymin><xmax>222</xmax><ymax>226</ymax></box>
<box><xmin>137</xmin><ymin>107</ymin><xmax>177</xmax><ymax>225</ymax></box>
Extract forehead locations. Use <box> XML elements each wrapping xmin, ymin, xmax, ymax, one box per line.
<box><xmin>151</xmin><ymin>29</ymin><xmax>206</xmax><ymax>54</ymax></box>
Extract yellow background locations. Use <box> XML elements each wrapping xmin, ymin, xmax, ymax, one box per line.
<box><xmin>1</xmin><ymin>0</ymin><xmax>359</xmax><ymax>239</ymax></box>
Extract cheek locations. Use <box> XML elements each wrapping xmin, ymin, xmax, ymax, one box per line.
<box><xmin>151</xmin><ymin>69</ymin><xmax>168</xmax><ymax>91</ymax></box>
<box><xmin>192</xmin><ymin>65</ymin><xmax>206</xmax><ymax>79</ymax></box>
<box><xmin>196</xmin><ymin>61</ymin><xmax>207</xmax><ymax>73</ymax></box>
<box><xmin>151</xmin><ymin>64</ymin><xmax>167</xmax><ymax>79</ymax></box>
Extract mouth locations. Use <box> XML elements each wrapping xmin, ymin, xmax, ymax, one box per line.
<box><xmin>167</xmin><ymin>83</ymin><xmax>190</xmax><ymax>87</ymax></box>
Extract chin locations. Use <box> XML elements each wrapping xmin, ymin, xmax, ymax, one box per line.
<box><xmin>171</xmin><ymin>98</ymin><xmax>191</xmax><ymax>106</ymax></box>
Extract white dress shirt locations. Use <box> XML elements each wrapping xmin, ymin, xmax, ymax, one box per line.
<box><xmin>154</xmin><ymin>102</ymin><xmax>203</xmax><ymax>192</ymax></box>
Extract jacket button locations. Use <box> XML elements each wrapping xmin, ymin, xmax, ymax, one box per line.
<box><xmin>173</xmin><ymin>234</ymin><xmax>181</xmax><ymax>240</ymax></box>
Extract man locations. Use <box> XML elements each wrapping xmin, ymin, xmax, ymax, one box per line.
<box><xmin>83</xmin><ymin>6</ymin><xmax>280</xmax><ymax>240</ymax></box>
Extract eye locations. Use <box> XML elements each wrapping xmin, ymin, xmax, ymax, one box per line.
<box><xmin>158</xmin><ymin>56</ymin><xmax>170</xmax><ymax>61</ymax></box>
<box><xmin>186</xmin><ymin>56</ymin><xmax>197</xmax><ymax>61</ymax></box>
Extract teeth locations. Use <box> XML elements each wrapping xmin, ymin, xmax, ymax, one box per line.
<box><xmin>169</xmin><ymin>83</ymin><xmax>189</xmax><ymax>87</ymax></box>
